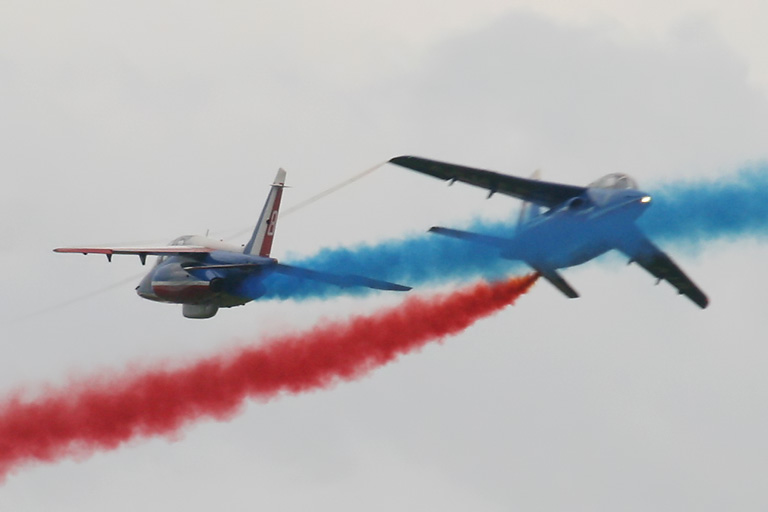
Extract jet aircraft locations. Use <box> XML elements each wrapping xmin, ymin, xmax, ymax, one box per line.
<box><xmin>389</xmin><ymin>155</ymin><xmax>708</xmax><ymax>308</ymax></box>
<box><xmin>55</xmin><ymin>169</ymin><xmax>410</xmax><ymax>318</ymax></box>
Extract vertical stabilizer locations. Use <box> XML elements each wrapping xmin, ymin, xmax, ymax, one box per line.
<box><xmin>244</xmin><ymin>169</ymin><xmax>287</xmax><ymax>257</ymax></box>
<box><xmin>516</xmin><ymin>169</ymin><xmax>542</xmax><ymax>232</ymax></box>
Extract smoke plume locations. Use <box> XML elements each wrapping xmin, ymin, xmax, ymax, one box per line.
<box><xmin>0</xmin><ymin>274</ymin><xmax>538</xmax><ymax>479</ymax></box>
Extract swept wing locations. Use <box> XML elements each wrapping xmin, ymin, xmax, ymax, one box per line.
<box><xmin>54</xmin><ymin>247</ymin><xmax>211</xmax><ymax>255</ymax></box>
<box><xmin>615</xmin><ymin>228</ymin><xmax>709</xmax><ymax>308</ymax></box>
<box><xmin>389</xmin><ymin>155</ymin><xmax>585</xmax><ymax>208</ymax></box>
<box><xmin>54</xmin><ymin>246</ymin><xmax>211</xmax><ymax>264</ymax></box>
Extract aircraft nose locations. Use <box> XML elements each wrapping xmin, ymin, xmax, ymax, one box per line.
<box><xmin>623</xmin><ymin>190</ymin><xmax>651</xmax><ymax>207</ymax></box>
<box><xmin>136</xmin><ymin>273</ymin><xmax>156</xmax><ymax>300</ymax></box>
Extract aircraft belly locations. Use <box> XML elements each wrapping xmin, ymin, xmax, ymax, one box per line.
<box><xmin>152</xmin><ymin>280</ymin><xmax>215</xmax><ymax>302</ymax></box>
<box><xmin>519</xmin><ymin>242</ymin><xmax>611</xmax><ymax>269</ymax></box>
<box><xmin>554</xmin><ymin>243</ymin><xmax>611</xmax><ymax>268</ymax></box>
<box><xmin>150</xmin><ymin>280</ymin><xmax>248</xmax><ymax>306</ymax></box>
<box><xmin>514</xmin><ymin>217</ymin><xmax>614</xmax><ymax>269</ymax></box>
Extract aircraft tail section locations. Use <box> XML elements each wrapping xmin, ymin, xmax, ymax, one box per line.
<box><xmin>516</xmin><ymin>169</ymin><xmax>542</xmax><ymax>232</ymax></box>
<box><xmin>244</xmin><ymin>169</ymin><xmax>287</xmax><ymax>257</ymax></box>
<box><xmin>272</xmin><ymin>263</ymin><xmax>411</xmax><ymax>291</ymax></box>
<box><xmin>429</xmin><ymin>226</ymin><xmax>525</xmax><ymax>260</ymax></box>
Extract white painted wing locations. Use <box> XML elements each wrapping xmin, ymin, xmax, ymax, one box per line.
<box><xmin>54</xmin><ymin>246</ymin><xmax>211</xmax><ymax>264</ymax></box>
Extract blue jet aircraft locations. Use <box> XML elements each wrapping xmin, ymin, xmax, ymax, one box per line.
<box><xmin>55</xmin><ymin>169</ymin><xmax>410</xmax><ymax>318</ymax></box>
<box><xmin>389</xmin><ymin>156</ymin><xmax>708</xmax><ymax>308</ymax></box>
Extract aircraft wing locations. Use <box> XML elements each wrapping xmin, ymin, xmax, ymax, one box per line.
<box><xmin>389</xmin><ymin>156</ymin><xmax>586</xmax><ymax>208</ymax></box>
<box><xmin>272</xmin><ymin>263</ymin><xmax>411</xmax><ymax>291</ymax></box>
<box><xmin>54</xmin><ymin>246</ymin><xmax>211</xmax><ymax>264</ymax></box>
<box><xmin>615</xmin><ymin>229</ymin><xmax>709</xmax><ymax>309</ymax></box>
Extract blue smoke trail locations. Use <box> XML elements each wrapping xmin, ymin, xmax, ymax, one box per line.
<box><xmin>262</xmin><ymin>163</ymin><xmax>768</xmax><ymax>299</ymax></box>
<box><xmin>261</xmin><ymin>221</ymin><xmax>523</xmax><ymax>300</ymax></box>
<box><xmin>638</xmin><ymin>164</ymin><xmax>768</xmax><ymax>246</ymax></box>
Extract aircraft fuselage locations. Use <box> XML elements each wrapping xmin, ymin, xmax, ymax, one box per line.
<box><xmin>505</xmin><ymin>187</ymin><xmax>652</xmax><ymax>269</ymax></box>
<box><xmin>135</xmin><ymin>236</ymin><xmax>272</xmax><ymax>308</ymax></box>
<box><xmin>56</xmin><ymin>168</ymin><xmax>411</xmax><ymax>318</ymax></box>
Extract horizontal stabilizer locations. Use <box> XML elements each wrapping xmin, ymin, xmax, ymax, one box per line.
<box><xmin>534</xmin><ymin>267</ymin><xmax>579</xmax><ymax>299</ymax></box>
<box><xmin>273</xmin><ymin>263</ymin><xmax>411</xmax><ymax>291</ymax></box>
<box><xmin>182</xmin><ymin>263</ymin><xmax>270</xmax><ymax>271</ymax></box>
<box><xmin>429</xmin><ymin>226</ymin><xmax>512</xmax><ymax>249</ymax></box>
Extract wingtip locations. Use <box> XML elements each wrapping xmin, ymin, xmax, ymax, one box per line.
<box><xmin>374</xmin><ymin>282</ymin><xmax>412</xmax><ymax>292</ymax></box>
<box><xmin>428</xmin><ymin>226</ymin><xmax>451</xmax><ymax>236</ymax></box>
<box><xmin>388</xmin><ymin>155</ymin><xmax>413</xmax><ymax>165</ymax></box>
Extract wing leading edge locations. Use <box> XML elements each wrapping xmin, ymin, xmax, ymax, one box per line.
<box><xmin>389</xmin><ymin>155</ymin><xmax>585</xmax><ymax>208</ymax></box>
<box><xmin>54</xmin><ymin>246</ymin><xmax>211</xmax><ymax>264</ymax></box>
<box><xmin>615</xmin><ymin>228</ymin><xmax>709</xmax><ymax>308</ymax></box>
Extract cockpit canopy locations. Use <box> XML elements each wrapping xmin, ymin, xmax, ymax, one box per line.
<box><xmin>157</xmin><ymin>236</ymin><xmax>195</xmax><ymax>264</ymax></box>
<box><xmin>588</xmin><ymin>173</ymin><xmax>638</xmax><ymax>190</ymax></box>
<box><xmin>169</xmin><ymin>235</ymin><xmax>194</xmax><ymax>246</ymax></box>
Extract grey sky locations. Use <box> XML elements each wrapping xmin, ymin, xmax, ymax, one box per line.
<box><xmin>1</xmin><ymin>2</ymin><xmax>767</xmax><ymax>510</ymax></box>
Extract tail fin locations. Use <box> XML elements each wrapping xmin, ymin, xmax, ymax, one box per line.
<box><xmin>516</xmin><ymin>169</ymin><xmax>542</xmax><ymax>233</ymax></box>
<box><xmin>244</xmin><ymin>169</ymin><xmax>287</xmax><ymax>257</ymax></box>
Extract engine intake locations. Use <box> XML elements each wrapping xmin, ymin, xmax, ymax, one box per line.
<box><xmin>567</xmin><ymin>196</ymin><xmax>588</xmax><ymax>210</ymax></box>
<box><xmin>209</xmin><ymin>277</ymin><xmax>225</xmax><ymax>293</ymax></box>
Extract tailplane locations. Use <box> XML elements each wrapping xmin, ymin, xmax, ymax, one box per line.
<box><xmin>532</xmin><ymin>266</ymin><xmax>579</xmax><ymax>299</ymax></box>
<box><xmin>244</xmin><ymin>169</ymin><xmax>287</xmax><ymax>257</ymax></box>
<box><xmin>428</xmin><ymin>226</ymin><xmax>512</xmax><ymax>249</ymax></box>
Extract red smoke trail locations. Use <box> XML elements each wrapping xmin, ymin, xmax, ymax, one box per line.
<box><xmin>0</xmin><ymin>274</ymin><xmax>537</xmax><ymax>479</ymax></box>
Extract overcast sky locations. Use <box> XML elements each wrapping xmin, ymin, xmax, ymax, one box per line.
<box><xmin>1</xmin><ymin>1</ymin><xmax>767</xmax><ymax>510</ymax></box>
